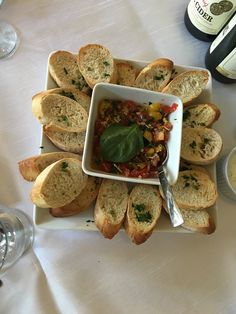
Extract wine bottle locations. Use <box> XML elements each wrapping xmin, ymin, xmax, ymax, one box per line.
<box><xmin>205</xmin><ymin>13</ymin><xmax>236</xmax><ymax>83</ymax></box>
<box><xmin>184</xmin><ymin>0</ymin><xmax>236</xmax><ymax>41</ymax></box>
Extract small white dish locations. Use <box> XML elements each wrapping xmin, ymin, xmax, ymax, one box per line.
<box><xmin>82</xmin><ymin>83</ymin><xmax>183</xmax><ymax>185</ymax></box>
<box><xmin>216</xmin><ymin>146</ymin><xmax>236</xmax><ymax>201</ymax></box>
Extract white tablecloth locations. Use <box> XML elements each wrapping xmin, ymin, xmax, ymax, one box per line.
<box><xmin>1</xmin><ymin>1</ymin><xmax>236</xmax><ymax>313</ymax></box>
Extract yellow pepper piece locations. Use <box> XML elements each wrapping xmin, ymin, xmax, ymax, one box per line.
<box><xmin>146</xmin><ymin>148</ymin><xmax>155</xmax><ymax>156</ymax></box>
<box><xmin>149</xmin><ymin>111</ymin><xmax>162</xmax><ymax>120</ymax></box>
<box><xmin>149</xmin><ymin>102</ymin><xmax>161</xmax><ymax>111</ymax></box>
<box><xmin>143</xmin><ymin>130</ymin><xmax>153</xmax><ymax>142</ymax></box>
<box><xmin>99</xmin><ymin>100</ymin><xmax>111</xmax><ymax>114</ymax></box>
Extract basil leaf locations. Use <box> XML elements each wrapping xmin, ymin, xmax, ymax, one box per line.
<box><xmin>100</xmin><ymin>123</ymin><xmax>144</xmax><ymax>162</ymax></box>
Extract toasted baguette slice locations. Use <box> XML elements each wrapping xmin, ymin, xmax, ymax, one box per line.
<box><xmin>160</xmin><ymin>169</ymin><xmax>218</xmax><ymax>210</ymax></box>
<box><xmin>181</xmin><ymin>127</ymin><xmax>223</xmax><ymax>165</ymax></box>
<box><xmin>162</xmin><ymin>203</ymin><xmax>215</xmax><ymax>234</ymax></box>
<box><xmin>94</xmin><ymin>179</ymin><xmax>129</xmax><ymax>239</ymax></box>
<box><xmin>18</xmin><ymin>152</ymin><xmax>81</xmax><ymax>181</ymax></box>
<box><xmin>183</xmin><ymin>103</ymin><xmax>221</xmax><ymax>128</ymax></box>
<box><xmin>32</xmin><ymin>93</ymin><xmax>88</xmax><ymax>133</ymax></box>
<box><xmin>134</xmin><ymin>58</ymin><xmax>173</xmax><ymax>92</ymax></box>
<box><xmin>78</xmin><ymin>44</ymin><xmax>117</xmax><ymax>88</ymax></box>
<box><xmin>50</xmin><ymin>176</ymin><xmax>101</xmax><ymax>217</ymax></box>
<box><xmin>43</xmin><ymin>88</ymin><xmax>91</xmax><ymax>113</ymax></box>
<box><xmin>125</xmin><ymin>184</ymin><xmax>162</xmax><ymax>245</ymax></box>
<box><xmin>30</xmin><ymin>158</ymin><xmax>87</xmax><ymax>208</ymax></box>
<box><xmin>162</xmin><ymin>70</ymin><xmax>209</xmax><ymax>105</ymax></box>
<box><xmin>43</xmin><ymin>126</ymin><xmax>85</xmax><ymax>154</ymax></box>
<box><xmin>116</xmin><ymin>62</ymin><xmax>136</xmax><ymax>87</ymax></box>
<box><xmin>179</xmin><ymin>160</ymin><xmax>211</xmax><ymax>176</ymax></box>
<box><xmin>48</xmin><ymin>50</ymin><xmax>90</xmax><ymax>94</ymax></box>
<box><xmin>181</xmin><ymin>209</ymin><xmax>215</xmax><ymax>234</ymax></box>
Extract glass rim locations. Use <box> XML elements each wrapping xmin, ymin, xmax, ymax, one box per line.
<box><xmin>0</xmin><ymin>220</ymin><xmax>8</xmax><ymax>271</ymax></box>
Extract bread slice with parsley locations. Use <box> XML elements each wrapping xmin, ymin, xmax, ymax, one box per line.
<box><xmin>94</xmin><ymin>179</ymin><xmax>129</xmax><ymax>239</ymax></box>
<box><xmin>44</xmin><ymin>87</ymin><xmax>91</xmax><ymax>113</ymax></box>
<box><xmin>43</xmin><ymin>126</ymin><xmax>85</xmax><ymax>154</ymax></box>
<box><xmin>50</xmin><ymin>176</ymin><xmax>101</xmax><ymax>217</ymax></box>
<box><xmin>162</xmin><ymin>70</ymin><xmax>209</xmax><ymax>105</ymax></box>
<box><xmin>181</xmin><ymin>209</ymin><xmax>215</xmax><ymax>234</ymax></box>
<box><xmin>160</xmin><ymin>169</ymin><xmax>218</xmax><ymax>211</ymax></box>
<box><xmin>162</xmin><ymin>202</ymin><xmax>215</xmax><ymax>234</ymax></box>
<box><xmin>32</xmin><ymin>93</ymin><xmax>88</xmax><ymax>133</ymax></box>
<box><xmin>181</xmin><ymin>127</ymin><xmax>223</xmax><ymax>165</ymax></box>
<box><xmin>183</xmin><ymin>103</ymin><xmax>221</xmax><ymax>128</ymax></box>
<box><xmin>18</xmin><ymin>152</ymin><xmax>81</xmax><ymax>181</ymax></box>
<box><xmin>134</xmin><ymin>58</ymin><xmax>173</xmax><ymax>92</ymax></box>
<box><xmin>30</xmin><ymin>158</ymin><xmax>87</xmax><ymax>208</ymax></box>
<box><xmin>78</xmin><ymin>44</ymin><xmax>117</xmax><ymax>88</ymax></box>
<box><xmin>125</xmin><ymin>184</ymin><xmax>162</xmax><ymax>245</ymax></box>
<box><xmin>48</xmin><ymin>50</ymin><xmax>90</xmax><ymax>94</ymax></box>
<box><xmin>116</xmin><ymin>62</ymin><xmax>136</xmax><ymax>87</ymax></box>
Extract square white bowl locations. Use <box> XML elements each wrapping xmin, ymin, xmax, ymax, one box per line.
<box><xmin>216</xmin><ymin>146</ymin><xmax>236</xmax><ymax>201</ymax></box>
<box><xmin>82</xmin><ymin>83</ymin><xmax>183</xmax><ymax>185</ymax></box>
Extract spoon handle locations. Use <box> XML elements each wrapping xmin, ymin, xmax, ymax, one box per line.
<box><xmin>158</xmin><ymin>166</ymin><xmax>184</xmax><ymax>227</ymax></box>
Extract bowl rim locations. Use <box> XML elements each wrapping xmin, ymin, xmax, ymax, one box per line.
<box><xmin>82</xmin><ymin>82</ymin><xmax>183</xmax><ymax>185</ymax></box>
<box><xmin>225</xmin><ymin>146</ymin><xmax>236</xmax><ymax>195</ymax></box>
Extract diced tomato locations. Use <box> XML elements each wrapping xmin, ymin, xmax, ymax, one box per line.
<box><xmin>100</xmin><ymin>161</ymin><xmax>112</xmax><ymax>172</ymax></box>
<box><xmin>123</xmin><ymin>100</ymin><xmax>137</xmax><ymax>112</ymax></box>
<box><xmin>95</xmin><ymin>120</ymin><xmax>105</xmax><ymax>135</ymax></box>
<box><xmin>161</xmin><ymin>103</ymin><xmax>178</xmax><ymax>114</ymax></box>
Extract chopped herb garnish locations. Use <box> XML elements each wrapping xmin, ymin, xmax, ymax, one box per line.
<box><xmin>87</xmin><ymin>67</ymin><xmax>93</xmax><ymax>71</ymax></box>
<box><xmin>154</xmin><ymin>74</ymin><xmax>164</xmax><ymax>80</ymax></box>
<box><xmin>133</xmin><ymin>203</ymin><xmax>152</xmax><ymax>223</ymax></box>
<box><xmin>60</xmin><ymin>91</ymin><xmax>76</xmax><ymax>101</ymax></box>
<box><xmin>63</xmin><ymin>67</ymin><xmax>68</xmax><ymax>75</ymax></box>
<box><xmin>183</xmin><ymin>174</ymin><xmax>200</xmax><ymax>190</ymax></box>
<box><xmin>104</xmin><ymin>73</ymin><xmax>110</xmax><ymax>77</ymax></box>
<box><xmin>134</xmin><ymin>203</ymin><xmax>146</xmax><ymax>212</ymax></box>
<box><xmin>103</xmin><ymin>61</ymin><xmax>110</xmax><ymax>66</ymax></box>
<box><xmin>58</xmin><ymin>115</ymin><xmax>70</xmax><ymax>126</ymax></box>
<box><xmin>61</xmin><ymin>161</ymin><xmax>69</xmax><ymax>171</ymax></box>
<box><xmin>189</xmin><ymin>140</ymin><xmax>197</xmax><ymax>149</ymax></box>
<box><xmin>183</xmin><ymin>110</ymin><xmax>191</xmax><ymax>121</ymax></box>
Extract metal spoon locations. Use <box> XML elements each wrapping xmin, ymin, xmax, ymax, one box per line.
<box><xmin>158</xmin><ymin>146</ymin><xmax>184</xmax><ymax>227</ymax></box>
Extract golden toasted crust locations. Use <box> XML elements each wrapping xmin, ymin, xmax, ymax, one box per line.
<box><xmin>48</xmin><ymin>50</ymin><xmax>90</xmax><ymax>94</ymax></box>
<box><xmin>125</xmin><ymin>185</ymin><xmax>162</xmax><ymax>245</ymax></box>
<box><xmin>78</xmin><ymin>44</ymin><xmax>117</xmax><ymax>88</ymax></box>
<box><xmin>94</xmin><ymin>179</ymin><xmax>129</xmax><ymax>239</ymax></box>
<box><xmin>162</xmin><ymin>70</ymin><xmax>209</xmax><ymax>105</ymax></box>
<box><xmin>50</xmin><ymin>176</ymin><xmax>101</xmax><ymax>217</ymax></box>
<box><xmin>116</xmin><ymin>62</ymin><xmax>137</xmax><ymax>87</ymax></box>
<box><xmin>134</xmin><ymin>58</ymin><xmax>173</xmax><ymax>92</ymax></box>
<box><xmin>43</xmin><ymin>126</ymin><xmax>85</xmax><ymax>154</ymax></box>
<box><xmin>18</xmin><ymin>152</ymin><xmax>81</xmax><ymax>181</ymax></box>
<box><xmin>30</xmin><ymin>158</ymin><xmax>87</xmax><ymax>208</ymax></box>
<box><xmin>181</xmin><ymin>127</ymin><xmax>223</xmax><ymax>165</ymax></box>
<box><xmin>32</xmin><ymin>93</ymin><xmax>88</xmax><ymax>133</ymax></box>
<box><xmin>183</xmin><ymin>103</ymin><xmax>221</xmax><ymax>128</ymax></box>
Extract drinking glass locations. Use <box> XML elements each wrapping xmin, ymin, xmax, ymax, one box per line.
<box><xmin>0</xmin><ymin>0</ymin><xmax>19</xmax><ymax>59</ymax></box>
<box><xmin>0</xmin><ymin>206</ymin><xmax>34</xmax><ymax>275</ymax></box>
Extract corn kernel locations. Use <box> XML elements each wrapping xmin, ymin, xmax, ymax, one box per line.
<box><xmin>143</xmin><ymin>130</ymin><xmax>153</xmax><ymax>142</ymax></box>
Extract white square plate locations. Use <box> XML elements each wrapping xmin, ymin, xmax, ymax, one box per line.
<box><xmin>34</xmin><ymin>55</ymin><xmax>217</xmax><ymax>233</ymax></box>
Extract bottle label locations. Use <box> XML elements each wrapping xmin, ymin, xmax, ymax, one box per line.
<box><xmin>216</xmin><ymin>47</ymin><xmax>236</xmax><ymax>78</ymax></box>
<box><xmin>210</xmin><ymin>13</ymin><xmax>236</xmax><ymax>52</ymax></box>
<box><xmin>188</xmin><ymin>0</ymin><xmax>236</xmax><ymax>35</ymax></box>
